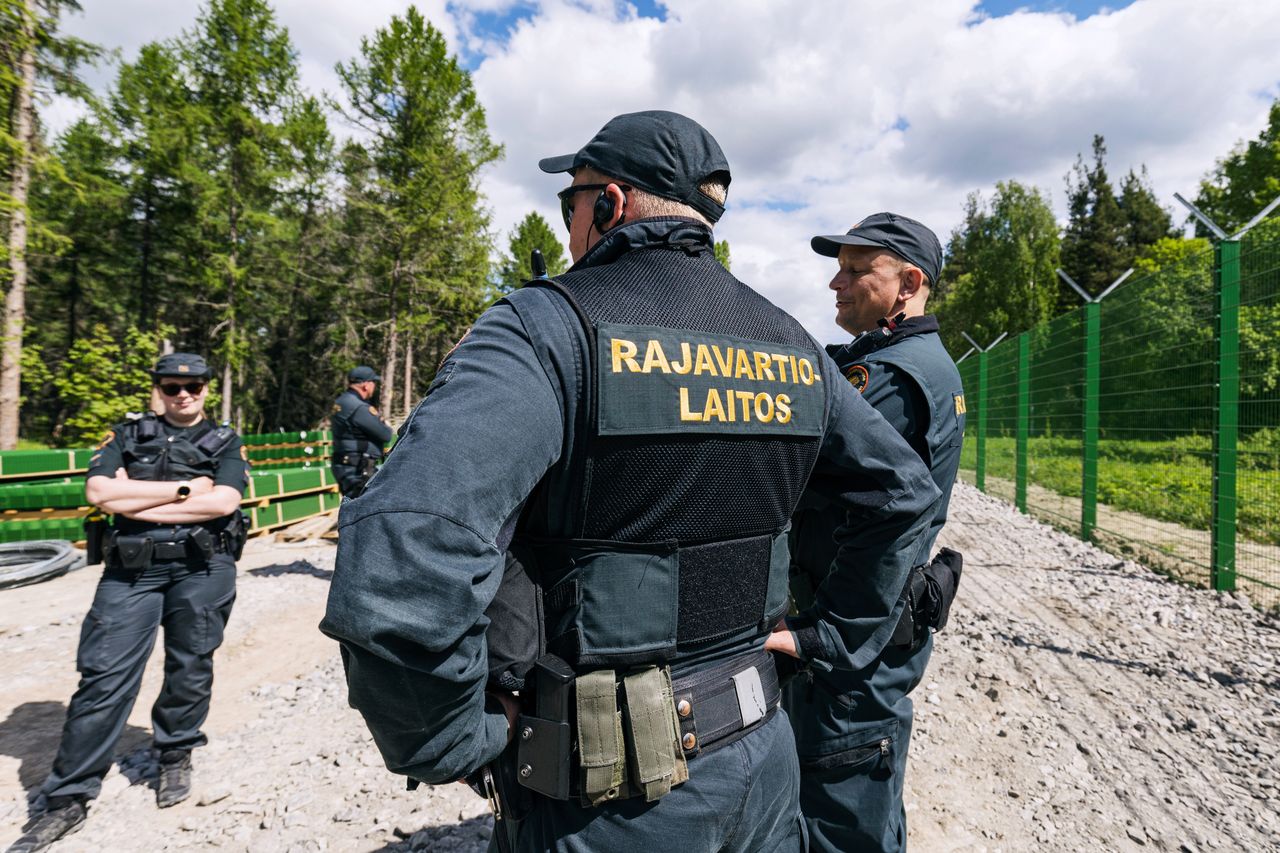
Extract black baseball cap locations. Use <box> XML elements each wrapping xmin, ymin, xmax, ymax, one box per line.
<box><xmin>812</xmin><ymin>212</ymin><xmax>943</xmax><ymax>286</ymax></box>
<box><xmin>348</xmin><ymin>365</ymin><xmax>380</xmax><ymax>383</ymax></box>
<box><xmin>151</xmin><ymin>352</ymin><xmax>212</xmax><ymax>380</ymax></box>
<box><xmin>538</xmin><ymin>110</ymin><xmax>731</xmax><ymax>224</ymax></box>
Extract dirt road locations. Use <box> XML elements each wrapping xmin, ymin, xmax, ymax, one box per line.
<box><xmin>1</xmin><ymin>484</ymin><xmax>1276</xmax><ymax>851</ymax></box>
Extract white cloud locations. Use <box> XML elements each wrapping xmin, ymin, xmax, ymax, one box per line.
<box><xmin>42</xmin><ymin>0</ymin><xmax>1280</xmax><ymax>343</ymax></box>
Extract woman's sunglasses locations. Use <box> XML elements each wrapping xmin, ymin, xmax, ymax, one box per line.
<box><xmin>157</xmin><ymin>381</ymin><xmax>206</xmax><ymax>397</ymax></box>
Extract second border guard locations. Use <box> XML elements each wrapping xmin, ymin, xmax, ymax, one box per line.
<box><xmin>322</xmin><ymin>112</ymin><xmax>940</xmax><ymax>851</ymax></box>
<box><xmin>785</xmin><ymin>213</ymin><xmax>967</xmax><ymax>853</ymax></box>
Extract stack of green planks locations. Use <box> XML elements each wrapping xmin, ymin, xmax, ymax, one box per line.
<box><xmin>0</xmin><ymin>430</ymin><xmax>341</xmax><ymax>545</ymax></box>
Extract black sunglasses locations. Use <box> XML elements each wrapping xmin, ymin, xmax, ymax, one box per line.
<box><xmin>157</xmin><ymin>381</ymin><xmax>206</xmax><ymax>397</ymax></box>
<box><xmin>556</xmin><ymin>183</ymin><xmax>631</xmax><ymax>230</ymax></box>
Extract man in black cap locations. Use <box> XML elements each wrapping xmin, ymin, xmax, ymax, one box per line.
<box><xmin>322</xmin><ymin>112</ymin><xmax>939</xmax><ymax>852</ymax></box>
<box><xmin>783</xmin><ymin>214</ymin><xmax>967</xmax><ymax>853</ymax></box>
<box><xmin>330</xmin><ymin>366</ymin><xmax>392</xmax><ymax>498</ymax></box>
<box><xmin>11</xmin><ymin>354</ymin><xmax>250</xmax><ymax>853</ymax></box>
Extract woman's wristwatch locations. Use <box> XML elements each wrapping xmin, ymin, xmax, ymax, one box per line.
<box><xmin>175</xmin><ymin>482</ymin><xmax>192</xmax><ymax>502</ymax></box>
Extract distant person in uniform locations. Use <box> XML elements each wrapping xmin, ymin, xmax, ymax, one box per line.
<box><xmin>11</xmin><ymin>353</ymin><xmax>250</xmax><ymax>853</ymax></box>
<box><xmin>330</xmin><ymin>366</ymin><xmax>392</xmax><ymax>498</ymax></box>
<box><xmin>784</xmin><ymin>214</ymin><xmax>967</xmax><ymax>853</ymax></box>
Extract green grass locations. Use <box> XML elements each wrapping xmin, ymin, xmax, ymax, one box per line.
<box><xmin>962</xmin><ymin>433</ymin><xmax>1280</xmax><ymax>546</ymax></box>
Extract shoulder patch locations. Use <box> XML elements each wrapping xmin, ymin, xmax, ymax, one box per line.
<box><xmin>96</xmin><ymin>430</ymin><xmax>116</xmax><ymax>450</ymax></box>
<box><xmin>844</xmin><ymin>364</ymin><xmax>870</xmax><ymax>394</ymax></box>
<box><xmin>368</xmin><ymin>405</ymin><xmax>379</xmax><ymax>416</ymax></box>
<box><xmin>240</xmin><ymin>446</ymin><xmax>249</xmax><ymax>462</ymax></box>
<box><xmin>332</xmin><ymin>404</ymin><xmax>341</xmax><ymax>414</ymax></box>
<box><xmin>954</xmin><ymin>393</ymin><xmax>967</xmax><ymax>415</ymax></box>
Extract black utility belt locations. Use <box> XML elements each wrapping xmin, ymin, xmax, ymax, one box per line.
<box><xmin>105</xmin><ymin>528</ymin><xmax>229</xmax><ymax>571</ymax></box>
<box><xmin>333</xmin><ymin>452</ymin><xmax>379</xmax><ymax>466</ymax></box>
<box><xmin>513</xmin><ymin>650</ymin><xmax>780</xmax><ymax>808</ymax></box>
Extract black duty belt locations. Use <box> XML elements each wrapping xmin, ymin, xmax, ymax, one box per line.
<box><xmin>671</xmin><ymin>649</ymin><xmax>781</xmax><ymax>759</ymax></box>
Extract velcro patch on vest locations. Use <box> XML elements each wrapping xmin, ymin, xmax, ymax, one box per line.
<box><xmin>596</xmin><ymin>323</ymin><xmax>824</xmax><ymax>437</ymax></box>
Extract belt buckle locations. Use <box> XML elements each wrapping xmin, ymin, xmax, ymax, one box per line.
<box><xmin>732</xmin><ymin>666</ymin><xmax>767</xmax><ymax>728</ymax></box>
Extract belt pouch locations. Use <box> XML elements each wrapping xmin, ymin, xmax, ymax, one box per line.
<box><xmin>188</xmin><ymin>527</ymin><xmax>216</xmax><ymax>560</ymax></box>
<box><xmin>575</xmin><ymin>669</ymin><xmax>626</xmax><ymax>806</ymax></box>
<box><xmin>515</xmin><ymin>655</ymin><xmax>574</xmax><ymax>801</ymax></box>
<box><xmin>114</xmin><ymin>535</ymin><xmax>154</xmax><ymax>571</ymax></box>
<box><xmin>622</xmin><ymin>666</ymin><xmax>688</xmax><ymax>802</ymax></box>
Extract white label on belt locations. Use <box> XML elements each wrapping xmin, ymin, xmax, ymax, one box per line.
<box><xmin>732</xmin><ymin>666</ymin><xmax>767</xmax><ymax>728</ymax></box>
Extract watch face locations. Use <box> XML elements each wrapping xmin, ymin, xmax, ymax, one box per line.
<box><xmin>178</xmin><ymin>485</ymin><xmax>192</xmax><ymax>497</ymax></box>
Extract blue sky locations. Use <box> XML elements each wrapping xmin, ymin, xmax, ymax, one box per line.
<box><xmin>50</xmin><ymin>0</ymin><xmax>1280</xmax><ymax>341</ymax></box>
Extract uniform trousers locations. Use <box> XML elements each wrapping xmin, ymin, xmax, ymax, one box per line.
<box><xmin>786</xmin><ymin>636</ymin><xmax>933</xmax><ymax>853</ymax></box>
<box><xmin>40</xmin><ymin>554</ymin><xmax>236</xmax><ymax>802</ymax></box>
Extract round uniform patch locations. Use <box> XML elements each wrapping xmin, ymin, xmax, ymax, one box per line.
<box><xmin>368</xmin><ymin>405</ymin><xmax>379</xmax><ymax>416</ymax></box>
<box><xmin>96</xmin><ymin>431</ymin><xmax>116</xmax><ymax>450</ymax></box>
<box><xmin>844</xmin><ymin>364</ymin><xmax>870</xmax><ymax>394</ymax></box>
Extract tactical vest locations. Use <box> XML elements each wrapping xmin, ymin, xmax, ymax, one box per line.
<box><xmin>331</xmin><ymin>390</ymin><xmax>383</xmax><ymax>459</ymax></box>
<box><xmin>516</xmin><ymin>221</ymin><xmax>828</xmax><ymax>669</ymax></box>
<box><xmin>111</xmin><ymin>414</ymin><xmax>239</xmax><ymax>538</ymax></box>
<box><xmin>121</xmin><ymin>414</ymin><xmax>237</xmax><ymax>482</ymax></box>
<box><xmin>856</xmin><ymin>324</ymin><xmax>965</xmax><ymax>553</ymax></box>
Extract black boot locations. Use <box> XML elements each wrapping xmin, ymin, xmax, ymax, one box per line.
<box><xmin>156</xmin><ymin>750</ymin><xmax>192</xmax><ymax>808</ymax></box>
<box><xmin>7</xmin><ymin>798</ymin><xmax>87</xmax><ymax>853</ymax></box>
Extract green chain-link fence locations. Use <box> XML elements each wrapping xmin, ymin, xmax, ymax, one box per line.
<box><xmin>958</xmin><ymin>223</ymin><xmax>1280</xmax><ymax>608</ymax></box>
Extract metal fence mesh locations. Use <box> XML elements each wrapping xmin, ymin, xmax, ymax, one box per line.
<box><xmin>1237</xmin><ymin>225</ymin><xmax>1280</xmax><ymax>593</ymax></box>
<box><xmin>956</xmin><ymin>228</ymin><xmax>1279</xmax><ymax>608</ymax></box>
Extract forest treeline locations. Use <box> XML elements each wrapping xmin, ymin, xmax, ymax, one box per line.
<box><xmin>0</xmin><ymin>0</ymin><xmax>575</xmax><ymax>448</ymax></box>
<box><xmin>2</xmin><ymin>0</ymin><xmax>1279</xmax><ymax>448</ymax></box>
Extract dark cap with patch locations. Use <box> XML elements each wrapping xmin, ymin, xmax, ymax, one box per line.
<box><xmin>812</xmin><ymin>212</ymin><xmax>943</xmax><ymax>287</ymax></box>
<box><xmin>539</xmin><ymin>110</ymin><xmax>731</xmax><ymax>223</ymax></box>
<box><xmin>348</xmin><ymin>365</ymin><xmax>380</xmax><ymax>383</ymax></box>
<box><xmin>151</xmin><ymin>352</ymin><xmax>212</xmax><ymax>380</ymax></box>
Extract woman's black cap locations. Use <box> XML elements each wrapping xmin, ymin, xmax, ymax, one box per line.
<box><xmin>150</xmin><ymin>352</ymin><xmax>212</xmax><ymax>380</ymax></box>
<box><xmin>539</xmin><ymin>110</ymin><xmax>731</xmax><ymax>223</ymax></box>
<box><xmin>812</xmin><ymin>212</ymin><xmax>944</xmax><ymax>286</ymax></box>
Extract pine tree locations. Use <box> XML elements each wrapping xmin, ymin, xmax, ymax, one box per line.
<box><xmin>333</xmin><ymin>5</ymin><xmax>502</xmax><ymax>417</ymax></box>
<box><xmin>1059</xmin><ymin>135</ymin><xmax>1129</xmax><ymax>311</ymax></box>
<box><xmin>1118</xmin><ymin>166</ymin><xmax>1174</xmax><ymax>254</ymax></box>
<box><xmin>183</xmin><ymin>0</ymin><xmax>301</xmax><ymax>427</ymax></box>
<box><xmin>497</xmin><ymin>211</ymin><xmax>566</xmax><ymax>292</ymax></box>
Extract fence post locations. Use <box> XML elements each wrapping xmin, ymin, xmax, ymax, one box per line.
<box><xmin>1081</xmin><ymin>301</ymin><xmax>1099</xmax><ymax>541</ymax></box>
<box><xmin>1211</xmin><ymin>239</ymin><xmax>1240</xmax><ymax>591</ymax></box>
<box><xmin>1016</xmin><ymin>332</ymin><xmax>1029</xmax><ymax>513</ymax></box>
<box><xmin>976</xmin><ymin>349</ymin><xmax>988</xmax><ymax>492</ymax></box>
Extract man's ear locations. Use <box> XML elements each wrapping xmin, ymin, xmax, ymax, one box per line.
<box><xmin>900</xmin><ymin>266</ymin><xmax>925</xmax><ymax>302</ymax></box>
<box><xmin>604</xmin><ymin>182</ymin><xmax>628</xmax><ymax>229</ymax></box>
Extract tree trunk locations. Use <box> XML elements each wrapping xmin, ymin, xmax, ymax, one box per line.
<box><xmin>379</xmin><ymin>261</ymin><xmax>400</xmax><ymax>416</ymax></box>
<box><xmin>139</xmin><ymin>182</ymin><xmax>154</xmax><ymax>327</ymax></box>
<box><xmin>221</xmin><ymin>214</ymin><xmax>238</xmax><ymax>424</ymax></box>
<box><xmin>381</xmin><ymin>315</ymin><xmax>398</xmax><ymax>418</ymax></box>
<box><xmin>0</xmin><ymin>0</ymin><xmax>36</xmax><ymax>450</ymax></box>
<box><xmin>402</xmin><ymin>335</ymin><xmax>413</xmax><ymax>421</ymax></box>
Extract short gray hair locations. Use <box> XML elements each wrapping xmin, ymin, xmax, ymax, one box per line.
<box><xmin>579</xmin><ymin>167</ymin><xmax>728</xmax><ymax>229</ymax></box>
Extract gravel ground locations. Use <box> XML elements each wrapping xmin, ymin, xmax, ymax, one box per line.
<box><xmin>1</xmin><ymin>483</ymin><xmax>1277</xmax><ymax>851</ymax></box>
